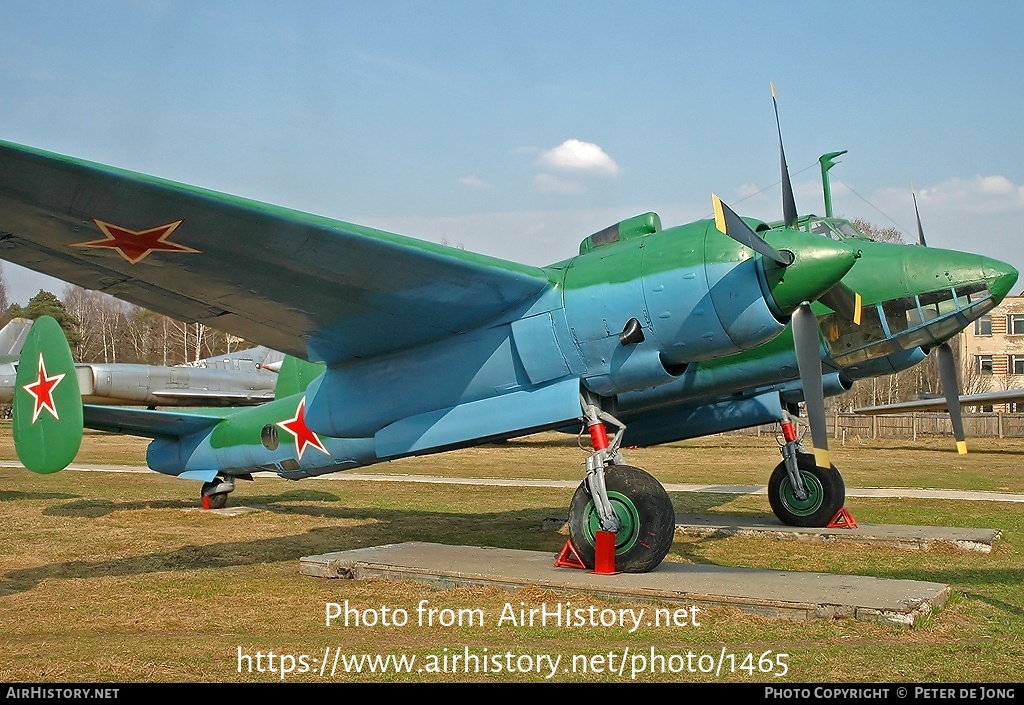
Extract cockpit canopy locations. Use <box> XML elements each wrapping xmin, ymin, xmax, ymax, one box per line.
<box><xmin>807</xmin><ymin>218</ymin><xmax>869</xmax><ymax>242</ymax></box>
<box><xmin>819</xmin><ymin>282</ymin><xmax>994</xmax><ymax>367</ymax></box>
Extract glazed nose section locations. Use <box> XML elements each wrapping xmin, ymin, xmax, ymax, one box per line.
<box><xmin>984</xmin><ymin>257</ymin><xmax>1019</xmax><ymax>304</ymax></box>
<box><xmin>761</xmin><ymin>230</ymin><xmax>860</xmax><ymax>316</ymax></box>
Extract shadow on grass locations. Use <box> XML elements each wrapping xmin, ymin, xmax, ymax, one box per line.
<box><xmin>0</xmin><ymin>490</ymin><xmax>81</xmax><ymax>502</ymax></box>
<box><xmin>670</xmin><ymin>492</ymin><xmax>764</xmax><ymax>516</ymax></box>
<box><xmin>960</xmin><ymin>591</ymin><xmax>1024</xmax><ymax>617</ymax></box>
<box><xmin>0</xmin><ymin>497</ymin><xmax>574</xmax><ymax>596</ymax></box>
<box><xmin>42</xmin><ymin>488</ymin><xmax>345</xmax><ymax>518</ymax></box>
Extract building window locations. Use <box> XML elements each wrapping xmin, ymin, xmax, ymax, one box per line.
<box><xmin>975</xmin><ymin>315</ymin><xmax>993</xmax><ymax>335</ymax></box>
<box><xmin>977</xmin><ymin>354</ymin><xmax>993</xmax><ymax>375</ymax></box>
<box><xmin>975</xmin><ymin>315</ymin><xmax>992</xmax><ymax>335</ymax></box>
<box><xmin>1013</xmin><ymin>402</ymin><xmax>1024</xmax><ymax>413</ymax></box>
<box><xmin>1013</xmin><ymin>356</ymin><xmax>1024</xmax><ymax>375</ymax></box>
<box><xmin>1009</xmin><ymin>314</ymin><xmax>1024</xmax><ymax>335</ymax></box>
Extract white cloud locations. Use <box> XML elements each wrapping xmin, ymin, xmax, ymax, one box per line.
<box><xmin>536</xmin><ymin>139</ymin><xmax>619</xmax><ymax>176</ymax></box>
<box><xmin>534</xmin><ymin>173</ymin><xmax>586</xmax><ymax>195</ymax></box>
<box><xmin>458</xmin><ymin>175</ymin><xmax>493</xmax><ymax>190</ymax></box>
<box><xmin>917</xmin><ymin>175</ymin><xmax>1024</xmax><ymax>214</ymax></box>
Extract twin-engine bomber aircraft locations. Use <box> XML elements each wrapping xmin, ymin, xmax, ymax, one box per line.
<box><xmin>0</xmin><ymin>112</ymin><xmax>1015</xmax><ymax>573</ymax></box>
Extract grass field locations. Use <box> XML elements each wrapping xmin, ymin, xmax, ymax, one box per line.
<box><xmin>1</xmin><ymin>428</ymin><xmax>1023</xmax><ymax>683</ymax></box>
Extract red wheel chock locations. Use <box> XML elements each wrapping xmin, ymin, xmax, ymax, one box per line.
<box><xmin>202</xmin><ymin>495</ymin><xmax>211</xmax><ymax>510</ymax></box>
<box><xmin>554</xmin><ymin>534</ymin><xmax>619</xmax><ymax>574</ymax></box>
<box><xmin>555</xmin><ymin>540</ymin><xmax>586</xmax><ymax>569</ymax></box>
<box><xmin>827</xmin><ymin>507</ymin><xmax>859</xmax><ymax>529</ymax></box>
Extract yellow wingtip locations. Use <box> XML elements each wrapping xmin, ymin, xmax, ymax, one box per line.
<box><xmin>956</xmin><ymin>441</ymin><xmax>968</xmax><ymax>455</ymax></box>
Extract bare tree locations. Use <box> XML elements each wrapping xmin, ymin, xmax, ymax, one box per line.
<box><xmin>852</xmin><ymin>218</ymin><xmax>904</xmax><ymax>244</ymax></box>
<box><xmin>0</xmin><ymin>262</ymin><xmax>8</xmax><ymax>321</ymax></box>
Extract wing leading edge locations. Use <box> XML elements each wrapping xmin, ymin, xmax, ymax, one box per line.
<box><xmin>0</xmin><ymin>141</ymin><xmax>553</xmax><ymax>364</ymax></box>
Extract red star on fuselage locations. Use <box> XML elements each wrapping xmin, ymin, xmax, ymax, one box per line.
<box><xmin>71</xmin><ymin>219</ymin><xmax>200</xmax><ymax>265</ymax></box>
<box><xmin>22</xmin><ymin>353</ymin><xmax>66</xmax><ymax>423</ymax></box>
<box><xmin>277</xmin><ymin>397</ymin><xmax>329</xmax><ymax>460</ymax></box>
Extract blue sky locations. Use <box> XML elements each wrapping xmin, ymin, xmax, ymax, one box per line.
<box><xmin>2</xmin><ymin>1</ymin><xmax>1023</xmax><ymax>303</ymax></box>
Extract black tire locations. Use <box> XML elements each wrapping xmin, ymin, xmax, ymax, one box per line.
<box><xmin>206</xmin><ymin>492</ymin><xmax>228</xmax><ymax>510</ymax></box>
<box><xmin>768</xmin><ymin>453</ymin><xmax>845</xmax><ymax>527</ymax></box>
<box><xmin>202</xmin><ymin>480</ymin><xmax>229</xmax><ymax>510</ymax></box>
<box><xmin>568</xmin><ymin>465</ymin><xmax>675</xmax><ymax>573</ymax></box>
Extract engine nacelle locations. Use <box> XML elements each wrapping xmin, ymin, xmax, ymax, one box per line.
<box><xmin>563</xmin><ymin>218</ymin><xmax>784</xmax><ymax>397</ymax></box>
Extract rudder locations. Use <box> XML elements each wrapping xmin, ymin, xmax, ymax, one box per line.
<box><xmin>13</xmin><ymin>316</ymin><xmax>83</xmax><ymax>473</ymax></box>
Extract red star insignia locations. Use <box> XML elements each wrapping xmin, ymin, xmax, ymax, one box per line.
<box><xmin>22</xmin><ymin>353</ymin><xmax>66</xmax><ymax>423</ymax></box>
<box><xmin>71</xmin><ymin>219</ymin><xmax>200</xmax><ymax>265</ymax></box>
<box><xmin>277</xmin><ymin>397</ymin><xmax>329</xmax><ymax>460</ymax></box>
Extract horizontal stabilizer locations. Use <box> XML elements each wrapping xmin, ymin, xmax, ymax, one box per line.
<box><xmin>149</xmin><ymin>389</ymin><xmax>276</xmax><ymax>403</ymax></box>
<box><xmin>83</xmin><ymin>405</ymin><xmax>227</xmax><ymax>439</ymax></box>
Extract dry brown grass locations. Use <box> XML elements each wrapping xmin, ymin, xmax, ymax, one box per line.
<box><xmin>1</xmin><ymin>429</ymin><xmax>1022</xmax><ymax>683</ymax></box>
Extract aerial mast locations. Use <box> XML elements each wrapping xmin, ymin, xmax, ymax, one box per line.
<box><xmin>819</xmin><ymin>150</ymin><xmax>847</xmax><ymax>218</ymax></box>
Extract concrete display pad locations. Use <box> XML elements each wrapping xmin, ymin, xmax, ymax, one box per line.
<box><xmin>672</xmin><ymin>514</ymin><xmax>1001</xmax><ymax>553</ymax></box>
<box><xmin>300</xmin><ymin>542</ymin><xmax>951</xmax><ymax>627</ymax></box>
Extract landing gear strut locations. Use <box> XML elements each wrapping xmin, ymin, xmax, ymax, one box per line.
<box><xmin>567</xmin><ymin>393</ymin><xmax>675</xmax><ymax>573</ymax></box>
<box><xmin>770</xmin><ymin>413</ymin><xmax>844</xmax><ymax>526</ymax></box>
<box><xmin>201</xmin><ymin>475</ymin><xmax>235</xmax><ymax>510</ymax></box>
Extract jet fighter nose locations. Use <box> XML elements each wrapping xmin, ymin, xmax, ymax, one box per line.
<box><xmin>760</xmin><ymin>230</ymin><xmax>860</xmax><ymax>317</ymax></box>
<box><xmin>983</xmin><ymin>257</ymin><xmax>1019</xmax><ymax>304</ymax></box>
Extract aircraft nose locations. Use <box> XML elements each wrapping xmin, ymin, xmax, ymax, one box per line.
<box><xmin>983</xmin><ymin>257</ymin><xmax>1019</xmax><ymax>303</ymax></box>
<box><xmin>760</xmin><ymin>231</ymin><xmax>860</xmax><ymax>316</ymax></box>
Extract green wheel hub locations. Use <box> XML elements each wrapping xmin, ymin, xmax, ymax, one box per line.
<box><xmin>778</xmin><ymin>470</ymin><xmax>824</xmax><ymax>517</ymax></box>
<box><xmin>581</xmin><ymin>490</ymin><xmax>641</xmax><ymax>554</ymax></box>
<box><xmin>568</xmin><ymin>465</ymin><xmax>676</xmax><ymax>573</ymax></box>
<box><xmin>768</xmin><ymin>454</ymin><xmax>845</xmax><ymax>528</ymax></box>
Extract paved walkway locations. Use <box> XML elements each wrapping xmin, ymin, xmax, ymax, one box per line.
<box><xmin>3</xmin><ymin>461</ymin><xmax>1022</xmax><ymax>503</ymax></box>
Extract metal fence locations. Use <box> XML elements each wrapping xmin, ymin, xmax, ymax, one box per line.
<box><xmin>735</xmin><ymin>413</ymin><xmax>1024</xmax><ymax>440</ymax></box>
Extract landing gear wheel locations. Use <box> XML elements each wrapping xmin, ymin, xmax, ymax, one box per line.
<box><xmin>768</xmin><ymin>453</ymin><xmax>845</xmax><ymax>527</ymax></box>
<box><xmin>204</xmin><ymin>491</ymin><xmax>228</xmax><ymax>510</ymax></box>
<box><xmin>568</xmin><ymin>465</ymin><xmax>675</xmax><ymax>573</ymax></box>
<box><xmin>201</xmin><ymin>476</ymin><xmax>234</xmax><ymax>510</ymax></box>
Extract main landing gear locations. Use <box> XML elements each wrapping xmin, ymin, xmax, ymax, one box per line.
<box><xmin>567</xmin><ymin>394</ymin><xmax>675</xmax><ymax>573</ymax></box>
<box><xmin>769</xmin><ymin>413</ymin><xmax>845</xmax><ymax>527</ymax></box>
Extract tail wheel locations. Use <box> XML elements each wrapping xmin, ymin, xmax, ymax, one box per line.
<box><xmin>201</xmin><ymin>476</ymin><xmax>233</xmax><ymax>510</ymax></box>
<box><xmin>203</xmin><ymin>491</ymin><xmax>228</xmax><ymax>510</ymax></box>
<box><xmin>768</xmin><ymin>453</ymin><xmax>845</xmax><ymax>527</ymax></box>
<box><xmin>568</xmin><ymin>465</ymin><xmax>675</xmax><ymax>573</ymax></box>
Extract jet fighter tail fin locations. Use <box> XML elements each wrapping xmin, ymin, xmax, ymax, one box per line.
<box><xmin>13</xmin><ymin>316</ymin><xmax>83</xmax><ymax>474</ymax></box>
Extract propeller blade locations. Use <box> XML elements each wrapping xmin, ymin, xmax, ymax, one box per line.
<box><xmin>912</xmin><ymin>182</ymin><xmax>927</xmax><ymax>246</ymax></box>
<box><xmin>771</xmin><ymin>82</ymin><xmax>799</xmax><ymax>228</ymax></box>
<box><xmin>935</xmin><ymin>341</ymin><xmax>967</xmax><ymax>454</ymax></box>
<box><xmin>712</xmin><ymin>194</ymin><xmax>793</xmax><ymax>266</ymax></box>
<box><xmin>818</xmin><ymin>282</ymin><xmax>863</xmax><ymax>326</ymax></box>
<box><xmin>791</xmin><ymin>302</ymin><xmax>830</xmax><ymax>469</ymax></box>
